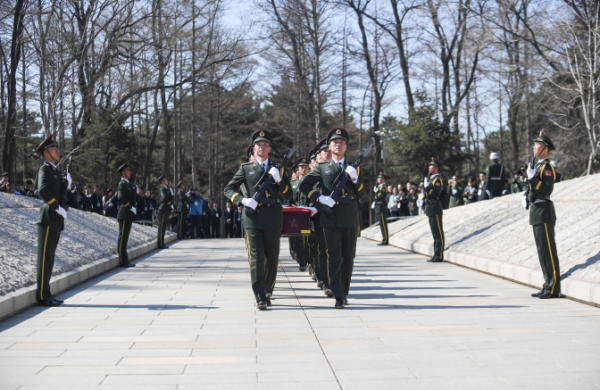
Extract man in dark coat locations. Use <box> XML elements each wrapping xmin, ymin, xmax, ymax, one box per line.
<box><xmin>116</xmin><ymin>163</ymin><xmax>136</xmax><ymax>267</ymax></box>
<box><xmin>157</xmin><ymin>175</ymin><xmax>173</xmax><ymax>249</ymax></box>
<box><xmin>424</xmin><ymin>157</ymin><xmax>445</xmax><ymax>263</ymax></box>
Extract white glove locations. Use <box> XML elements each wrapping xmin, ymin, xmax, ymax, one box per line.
<box><xmin>131</xmin><ymin>206</ymin><xmax>137</xmax><ymax>214</ymax></box>
<box><xmin>521</xmin><ymin>195</ymin><xmax>528</xmax><ymax>209</ymax></box>
<box><xmin>373</xmin><ymin>185</ymin><xmax>379</xmax><ymax>193</ymax></box>
<box><xmin>66</xmin><ymin>173</ymin><xmax>73</xmax><ymax>189</ymax></box>
<box><xmin>171</xmin><ymin>205</ymin><xmax>174</xmax><ymax>210</ymax></box>
<box><xmin>526</xmin><ymin>164</ymin><xmax>536</xmax><ymax>180</ymax></box>
<box><xmin>268</xmin><ymin>167</ymin><xmax>282</xmax><ymax>183</ymax></box>
<box><xmin>242</xmin><ymin>197</ymin><xmax>258</xmax><ymax>210</ymax></box>
<box><xmin>344</xmin><ymin>166</ymin><xmax>358</xmax><ymax>182</ymax></box>
<box><xmin>424</xmin><ymin>177</ymin><xmax>430</xmax><ymax>187</ymax></box>
<box><xmin>56</xmin><ymin>206</ymin><xmax>68</xmax><ymax>220</ymax></box>
<box><xmin>318</xmin><ymin>195</ymin><xmax>335</xmax><ymax>208</ymax></box>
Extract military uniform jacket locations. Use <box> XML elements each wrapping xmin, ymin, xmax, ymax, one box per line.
<box><xmin>37</xmin><ymin>161</ymin><xmax>65</xmax><ymax>230</ymax></box>
<box><xmin>448</xmin><ymin>182</ymin><xmax>465</xmax><ymax>207</ymax></box>
<box><xmin>424</xmin><ymin>174</ymin><xmax>443</xmax><ymax>217</ymax></box>
<box><xmin>374</xmin><ymin>184</ymin><xmax>388</xmax><ymax>214</ymax></box>
<box><xmin>485</xmin><ymin>162</ymin><xmax>506</xmax><ymax>191</ymax></box>
<box><xmin>294</xmin><ymin>177</ymin><xmax>310</xmax><ymax>206</ymax></box>
<box><xmin>529</xmin><ymin>159</ymin><xmax>557</xmax><ymax>226</ymax></box>
<box><xmin>177</xmin><ymin>189</ymin><xmax>188</xmax><ymax>213</ymax></box>
<box><xmin>299</xmin><ymin>160</ymin><xmax>364</xmax><ymax>229</ymax></box>
<box><xmin>157</xmin><ymin>186</ymin><xmax>173</xmax><ymax>216</ymax></box>
<box><xmin>224</xmin><ymin>160</ymin><xmax>292</xmax><ymax>230</ymax></box>
<box><xmin>117</xmin><ymin>179</ymin><xmax>135</xmax><ymax>222</ymax></box>
<box><xmin>290</xmin><ymin>179</ymin><xmax>300</xmax><ymax>205</ymax></box>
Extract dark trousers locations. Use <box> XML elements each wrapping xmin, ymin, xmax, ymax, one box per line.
<box><xmin>235</xmin><ymin>224</ymin><xmax>242</xmax><ymax>238</ymax></box>
<box><xmin>157</xmin><ymin>213</ymin><xmax>168</xmax><ymax>248</ymax></box>
<box><xmin>314</xmin><ymin>226</ymin><xmax>329</xmax><ymax>287</ymax></box>
<box><xmin>177</xmin><ymin>212</ymin><xmax>186</xmax><ymax>240</ymax></box>
<box><xmin>323</xmin><ymin>226</ymin><xmax>358</xmax><ymax>299</ymax></box>
<box><xmin>289</xmin><ymin>236</ymin><xmax>297</xmax><ymax>259</ymax></box>
<box><xmin>533</xmin><ymin>222</ymin><xmax>561</xmax><ymax>296</ymax></box>
<box><xmin>211</xmin><ymin>223</ymin><xmax>220</xmax><ymax>238</ymax></box>
<box><xmin>225</xmin><ymin>223</ymin><xmax>234</xmax><ymax>238</ymax></box>
<box><xmin>294</xmin><ymin>236</ymin><xmax>308</xmax><ymax>267</ymax></box>
<box><xmin>37</xmin><ymin>224</ymin><xmax>61</xmax><ymax>301</ymax></box>
<box><xmin>378</xmin><ymin>211</ymin><xmax>389</xmax><ymax>244</ymax></box>
<box><xmin>245</xmin><ymin>228</ymin><xmax>281</xmax><ymax>302</ymax></box>
<box><xmin>190</xmin><ymin>215</ymin><xmax>202</xmax><ymax>238</ymax></box>
<box><xmin>428</xmin><ymin>215</ymin><xmax>445</xmax><ymax>260</ymax></box>
<box><xmin>118</xmin><ymin>219</ymin><xmax>132</xmax><ymax>265</ymax></box>
<box><xmin>490</xmin><ymin>189</ymin><xmax>503</xmax><ymax>199</ymax></box>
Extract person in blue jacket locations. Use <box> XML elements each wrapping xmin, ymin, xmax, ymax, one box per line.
<box><xmin>188</xmin><ymin>188</ymin><xmax>208</xmax><ymax>238</ymax></box>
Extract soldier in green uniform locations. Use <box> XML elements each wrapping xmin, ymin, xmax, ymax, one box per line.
<box><xmin>224</xmin><ymin>130</ymin><xmax>292</xmax><ymax>309</ymax></box>
<box><xmin>484</xmin><ymin>152</ymin><xmax>506</xmax><ymax>198</ymax></box>
<box><xmin>373</xmin><ymin>173</ymin><xmax>389</xmax><ymax>245</ymax></box>
<box><xmin>116</xmin><ymin>163</ymin><xmax>136</xmax><ymax>268</ymax></box>
<box><xmin>526</xmin><ymin>130</ymin><xmax>561</xmax><ymax>299</ymax></box>
<box><xmin>176</xmin><ymin>181</ymin><xmax>188</xmax><ymax>240</ymax></box>
<box><xmin>424</xmin><ymin>157</ymin><xmax>445</xmax><ymax>263</ymax></box>
<box><xmin>448</xmin><ymin>175</ymin><xmax>465</xmax><ymax>208</ymax></box>
<box><xmin>157</xmin><ymin>174</ymin><xmax>173</xmax><ymax>249</ymax></box>
<box><xmin>292</xmin><ymin>157</ymin><xmax>310</xmax><ymax>271</ymax></box>
<box><xmin>300</xmin><ymin>128</ymin><xmax>364</xmax><ymax>309</ymax></box>
<box><xmin>288</xmin><ymin>163</ymin><xmax>299</xmax><ymax>262</ymax></box>
<box><xmin>35</xmin><ymin>134</ymin><xmax>68</xmax><ymax>306</ymax></box>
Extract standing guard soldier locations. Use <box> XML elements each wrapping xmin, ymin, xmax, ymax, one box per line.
<box><xmin>424</xmin><ymin>157</ymin><xmax>445</xmax><ymax>263</ymax></box>
<box><xmin>116</xmin><ymin>163</ymin><xmax>136</xmax><ymax>268</ymax></box>
<box><xmin>485</xmin><ymin>152</ymin><xmax>506</xmax><ymax>198</ymax></box>
<box><xmin>373</xmin><ymin>173</ymin><xmax>389</xmax><ymax>245</ymax></box>
<box><xmin>157</xmin><ymin>174</ymin><xmax>173</xmax><ymax>249</ymax></box>
<box><xmin>300</xmin><ymin>128</ymin><xmax>364</xmax><ymax>309</ymax></box>
<box><xmin>224</xmin><ymin>130</ymin><xmax>292</xmax><ymax>310</ymax></box>
<box><xmin>527</xmin><ymin>130</ymin><xmax>561</xmax><ymax>299</ymax></box>
<box><xmin>176</xmin><ymin>181</ymin><xmax>188</xmax><ymax>240</ymax></box>
<box><xmin>35</xmin><ymin>134</ymin><xmax>69</xmax><ymax>306</ymax></box>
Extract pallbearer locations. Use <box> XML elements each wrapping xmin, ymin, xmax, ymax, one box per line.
<box><xmin>176</xmin><ymin>181</ymin><xmax>188</xmax><ymax>240</ymax></box>
<box><xmin>424</xmin><ymin>157</ymin><xmax>444</xmax><ymax>263</ymax></box>
<box><xmin>35</xmin><ymin>134</ymin><xmax>68</xmax><ymax>306</ymax></box>
<box><xmin>157</xmin><ymin>174</ymin><xmax>172</xmax><ymax>249</ymax></box>
<box><xmin>224</xmin><ymin>130</ymin><xmax>292</xmax><ymax>309</ymax></box>
<box><xmin>292</xmin><ymin>157</ymin><xmax>310</xmax><ymax>272</ymax></box>
<box><xmin>300</xmin><ymin>128</ymin><xmax>364</xmax><ymax>309</ymax></box>
<box><xmin>116</xmin><ymin>163</ymin><xmax>136</xmax><ymax>267</ymax></box>
<box><xmin>527</xmin><ymin>130</ymin><xmax>561</xmax><ymax>299</ymax></box>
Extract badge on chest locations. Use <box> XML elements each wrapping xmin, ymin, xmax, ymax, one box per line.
<box><xmin>325</xmin><ymin>170</ymin><xmax>332</xmax><ymax>176</ymax></box>
<box><xmin>249</xmin><ymin>171</ymin><xmax>255</xmax><ymax>177</ymax></box>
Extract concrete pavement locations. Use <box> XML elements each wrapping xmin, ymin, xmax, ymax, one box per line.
<box><xmin>0</xmin><ymin>238</ymin><xmax>599</xmax><ymax>389</ymax></box>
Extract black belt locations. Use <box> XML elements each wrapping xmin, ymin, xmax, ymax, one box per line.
<box><xmin>534</xmin><ymin>196</ymin><xmax>550</xmax><ymax>200</ymax></box>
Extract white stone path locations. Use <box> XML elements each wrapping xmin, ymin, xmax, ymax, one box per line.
<box><xmin>0</xmin><ymin>238</ymin><xmax>599</xmax><ymax>390</ymax></box>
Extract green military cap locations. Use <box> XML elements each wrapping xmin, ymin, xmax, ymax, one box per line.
<box><xmin>158</xmin><ymin>174</ymin><xmax>167</xmax><ymax>183</ymax></box>
<box><xmin>377</xmin><ymin>172</ymin><xmax>386</xmax><ymax>179</ymax></box>
<box><xmin>296</xmin><ymin>157</ymin><xmax>308</xmax><ymax>167</ymax></box>
<box><xmin>317</xmin><ymin>137</ymin><xmax>329</xmax><ymax>151</ymax></box>
<box><xmin>252</xmin><ymin>129</ymin><xmax>272</xmax><ymax>145</ymax></box>
<box><xmin>327</xmin><ymin>127</ymin><xmax>349</xmax><ymax>143</ymax></box>
<box><xmin>116</xmin><ymin>162</ymin><xmax>131</xmax><ymax>173</ymax></box>
<box><xmin>177</xmin><ymin>180</ymin><xmax>184</xmax><ymax>188</ymax></box>
<box><xmin>533</xmin><ymin>129</ymin><xmax>556</xmax><ymax>151</ymax></box>
<box><xmin>428</xmin><ymin>157</ymin><xmax>440</xmax><ymax>167</ymax></box>
<box><xmin>308</xmin><ymin>145</ymin><xmax>317</xmax><ymax>161</ymax></box>
<box><xmin>35</xmin><ymin>134</ymin><xmax>59</xmax><ymax>155</ymax></box>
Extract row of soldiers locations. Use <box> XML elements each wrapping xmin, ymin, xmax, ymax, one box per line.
<box><xmin>224</xmin><ymin>128</ymin><xmax>362</xmax><ymax>309</ymax></box>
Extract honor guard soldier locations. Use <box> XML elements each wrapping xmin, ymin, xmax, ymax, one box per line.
<box><xmin>292</xmin><ymin>157</ymin><xmax>310</xmax><ymax>271</ymax></box>
<box><xmin>485</xmin><ymin>152</ymin><xmax>506</xmax><ymax>198</ymax></box>
<box><xmin>373</xmin><ymin>173</ymin><xmax>389</xmax><ymax>245</ymax></box>
<box><xmin>424</xmin><ymin>157</ymin><xmax>445</xmax><ymax>263</ymax></box>
<box><xmin>35</xmin><ymin>134</ymin><xmax>69</xmax><ymax>306</ymax></box>
<box><xmin>300</xmin><ymin>128</ymin><xmax>364</xmax><ymax>309</ymax></box>
<box><xmin>288</xmin><ymin>162</ymin><xmax>299</xmax><ymax>262</ymax></box>
<box><xmin>526</xmin><ymin>130</ymin><xmax>561</xmax><ymax>299</ymax></box>
<box><xmin>116</xmin><ymin>163</ymin><xmax>136</xmax><ymax>267</ymax></box>
<box><xmin>224</xmin><ymin>130</ymin><xmax>292</xmax><ymax>309</ymax></box>
<box><xmin>176</xmin><ymin>181</ymin><xmax>188</xmax><ymax>240</ymax></box>
<box><xmin>157</xmin><ymin>174</ymin><xmax>173</xmax><ymax>249</ymax></box>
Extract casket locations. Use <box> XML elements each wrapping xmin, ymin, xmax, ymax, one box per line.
<box><xmin>281</xmin><ymin>206</ymin><xmax>312</xmax><ymax>236</ymax></box>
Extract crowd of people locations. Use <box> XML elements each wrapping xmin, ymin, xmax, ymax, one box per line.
<box><xmin>376</xmin><ymin>154</ymin><xmax>563</xmax><ymax>218</ymax></box>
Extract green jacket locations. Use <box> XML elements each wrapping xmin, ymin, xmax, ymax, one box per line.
<box><xmin>374</xmin><ymin>183</ymin><xmax>388</xmax><ymax>214</ymax></box>
<box><xmin>117</xmin><ymin>179</ymin><xmax>135</xmax><ymax>222</ymax></box>
<box><xmin>223</xmin><ymin>160</ymin><xmax>292</xmax><ymax>230</ymax></box>
<box><xmin>529</xmin><ymin>159</ymin><xmax>556</xmax><ymax>226</ymax></box>
<box><xmin>299</xmin><ymin>160</ymin><xmax>364</xmax><ymax>228</ymax></box>
<box><xmin>36</xmin><ymin>161</ymin><xmax>64</xmax><ymax>230</ymax></box>
<box><xmin>157</xmin><ymin>186</ymin><xmax>173</xmax><ymax>216</ymax></box>
<box><xmin>294</xmin><ymin>177</ymin><xmax>310</xmax><ymax>206</ymax></box>
<box><xmin>448</xmin><ymin>182</ymin><xmax>465</xmax><ymax>208</ymax></box>
<box><xmin>424</xmin><ymin>174</ymin><xmax>443</xmax><ymax>217</ymax></box>
<box><xmin>485</xmin><ymin>162</ymin><xmax>506</xmax><ymax>191</ymax></box>
<box><xmin>177</xmin><ymin>189</ymin><xmax>188</xmax><ymax>213</ymax></box>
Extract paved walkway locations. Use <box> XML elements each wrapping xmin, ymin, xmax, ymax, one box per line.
<box><xmin>0</xmin><ymin>238</ymin><xmax>599</xmax><ymax>390</ymax></box>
